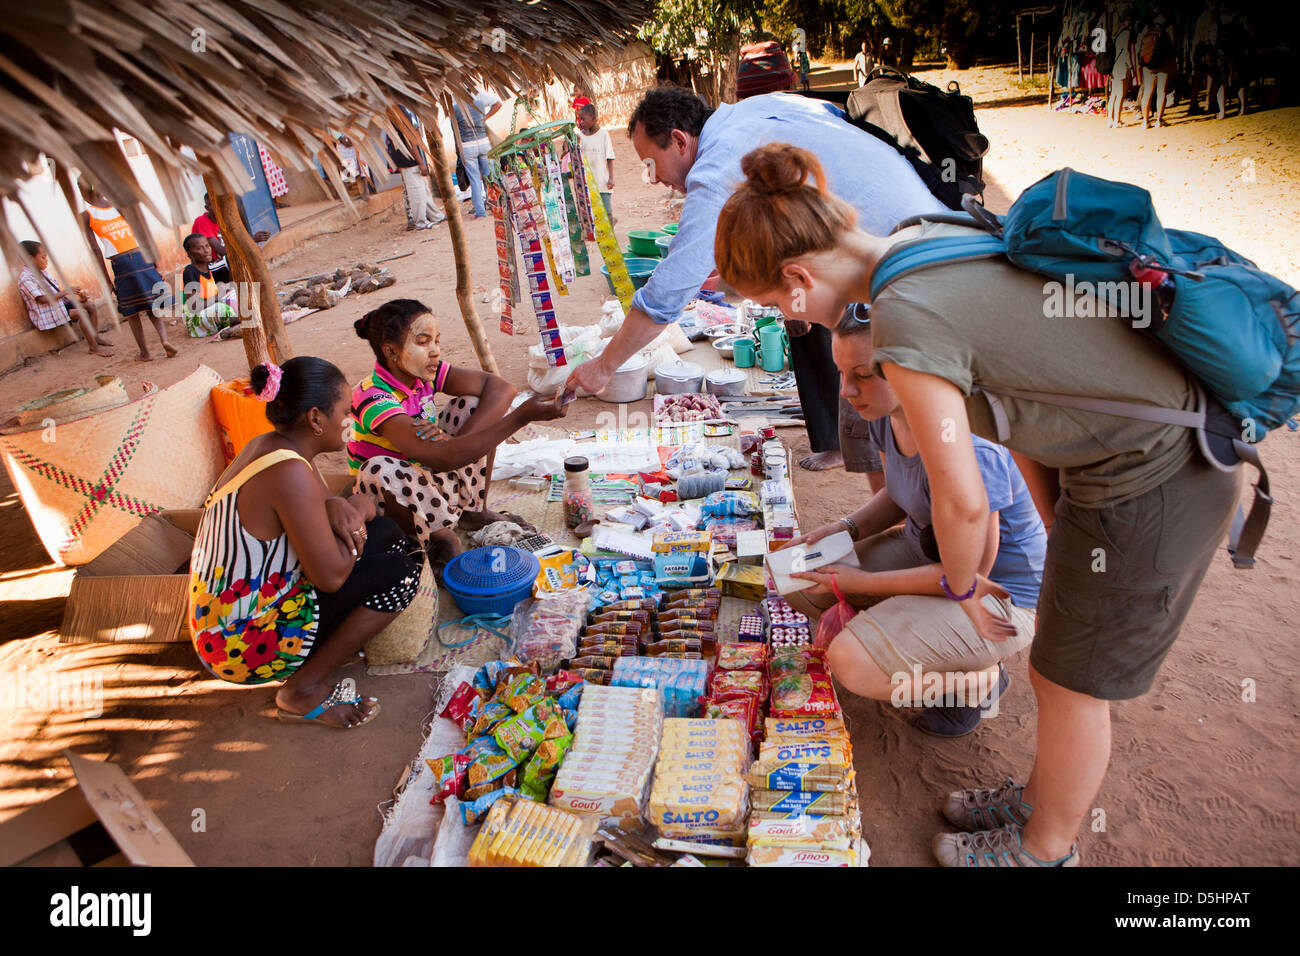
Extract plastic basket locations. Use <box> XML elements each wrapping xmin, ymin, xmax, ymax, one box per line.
<box><xmin>442</xmin><ymin>546</ymin><xmax>539</xmax><ymax>617</ymax></box>
<box><xmin>210</xmin><ymin>378</ymin><xmax>273</xmax><ymax>464</ymax></box>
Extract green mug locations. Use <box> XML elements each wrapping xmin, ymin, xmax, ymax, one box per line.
<box><xmin>733</xmin><ymin>336</ymin><xmax>756</xmax><ymax>368</ymax></box>
<box><xmin>758</xmin><ymin>324</ymin><xmax>786</xmax><ymax>372</ymax></box>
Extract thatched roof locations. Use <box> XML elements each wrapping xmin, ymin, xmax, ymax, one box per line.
<box><xmin>0</xmin><ymin>0</ymin><xmax>651</xmax><ymax>262</ymax></box>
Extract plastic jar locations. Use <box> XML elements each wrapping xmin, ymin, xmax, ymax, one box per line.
<box><xmin>563</xmin><ymin>456</ymin><xmax>593</xmax><ymax>529</ymax></box>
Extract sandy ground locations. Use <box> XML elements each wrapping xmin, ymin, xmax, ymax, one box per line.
<box><xmin>2</xmin><ymin>65</ymin><xmax>1297</xmax><ymax>865</ymax></box>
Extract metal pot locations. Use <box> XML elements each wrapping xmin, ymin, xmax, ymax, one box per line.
<box><xmin>654</xmin><ymin>359</ymin><xmax>705</xmax><ymax>395</ymax></box>
<box><xmin>705</xmin><ymin>368</ymin><xmax>747</xmax><ymax>398</ymax></box>
<box><xmin>597</xmin><ymin>354</ymin><xmax>649</xmax><ymax>403</ymax></box>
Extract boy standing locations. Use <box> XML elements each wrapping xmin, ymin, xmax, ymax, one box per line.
<box><xmin>576</xmin><ymin>103</ymin><xmax>616</xmax><ymax>224</ymax></box>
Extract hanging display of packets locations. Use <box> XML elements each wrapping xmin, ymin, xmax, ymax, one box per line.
<box><xmin>486</xmin><ymin>116</ymin><xmax>630</xmax><ymax>366</ymax></box>
<box><xmin>543</xmin><ymin>146</ymin><xmax>578</xmax><ymax>284</ymax></box>
<box><xmin>557</xmin><ymin>139</ymin><xmax>590</xmax><ymax>274</ymax></box>
<box><xmin>580</xmin><ymin>152</ymin><xmax>635</xmax><ymax>312</ymax></box>
<box><xmin>487</xmin><ymin>182</ymin><xmax>515</xmax><ymax>336</ymax></box>
<box><xmin>503</xmin><ymin>166</ymin><xmax>565</xmax><ymax>367</ymax></box>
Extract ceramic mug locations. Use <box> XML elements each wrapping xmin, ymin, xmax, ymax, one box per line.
<box><xmin>733</xmin><ymin>337</ymin><xmax>756</xmax><ymax>368</ymax></box>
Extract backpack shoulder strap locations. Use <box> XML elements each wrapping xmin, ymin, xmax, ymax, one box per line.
<box><xmin>870</xmin><ymin>232</ymin><xmax>1006</xmax><ymax>300</ymax></box>
<box><xmin>978</xmin><ymin>384</ymin><xmax>1271</xmax><ymax>570</ymax></box>
<box><xmin>205</xmin><ymin>449</ymin><xmax>313</xmax><ymax>509</ymax></box>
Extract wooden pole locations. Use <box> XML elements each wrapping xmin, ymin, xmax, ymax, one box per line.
<box><xmin>426</xmin><ymin>99</ymin><xmax>499</xmax><ymax>375</ymax></box>
<box><xmin>205</xmin><ymin>174</ymin><xmax>277</xmax><ymax>370</ymax></box>
<box><xmin>1017</xmin><ymin>15</ymin><xmax>1023</xmax><ymax>81</ymax></box>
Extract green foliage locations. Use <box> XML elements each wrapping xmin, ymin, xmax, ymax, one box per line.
<box><xmin>639</xmin><ymin>0</ymin><xmax>764</xmax><ymax>58</ymax></box>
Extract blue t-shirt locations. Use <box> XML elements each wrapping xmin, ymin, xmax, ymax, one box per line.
<box><xmin>631</xmin><ymin>92</ymin><xmax>944</xmax><ymax>324</ymax></box>
<box><xmin>867</xmin><ymin>417</ymin><xmax>1047</xmax><ymax>609</ymax></box>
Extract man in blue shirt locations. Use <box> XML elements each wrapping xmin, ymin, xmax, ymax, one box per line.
<box><xmin>564</xmin><ymin>86</ymin><xmax>943</xmax><ymax>402</ymax></box>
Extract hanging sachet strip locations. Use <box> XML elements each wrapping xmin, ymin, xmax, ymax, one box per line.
<box><xmin>504</xmin><ymin>167</ymin><xmax>565</xmax><ymax>367</ymax></box>
<box><xmin>543</xmin><ymin>146</ymin><xmax>577</xmax><ymax>285</ymax></box>
<box><xmin>558</xmin><ymin>138</ymin><xmax>590</xmax><ymax>275</ymax></box>
<box><xmin>487</xmin><ymin>179</ymin><xmax>514</xmax><ymax>335</ymax></box>
<box><xmin>581</xmin><ymin>153</ymin><xmax>634</xmax><ymax>311</ymax></box>
<box><xmin>570</xmin><ymin>138</ymin><xmax>597</xmax><ymax>242</ymax></box>
<box><xmin>527</xmin><ymin>162</ymin><xmax>568</xmax><ymax>297</ymax></box>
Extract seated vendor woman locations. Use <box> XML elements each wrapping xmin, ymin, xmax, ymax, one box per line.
<box><xmin>348</xmin><ymin>298</ymin><xmax>567</xmax><ymax>563</ymax></box>
<box><xmin>784</xmin><ymin>309</ymin><xmax>1047</xmax><ymax>737</ymax></box>
<box><xmin>189</xmin><ymin>357</ymin><xmax>421</xmax><ymax>729</ymax></box>
<box><xmin>180</xmin><ymin>233</ymin><xmax>238</xmax><ymax>337</ymax></box>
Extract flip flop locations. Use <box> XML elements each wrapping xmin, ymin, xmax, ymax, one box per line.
<box><xmin>276</xmin><ymin>677</ymin><xmax>380</xmax><ymax>729</ymax></box>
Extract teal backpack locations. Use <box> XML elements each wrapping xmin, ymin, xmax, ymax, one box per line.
<box><xmin>872</xmin><ymin>168</ymin><xmax>1297</xmax><ymax>568</ymax></box>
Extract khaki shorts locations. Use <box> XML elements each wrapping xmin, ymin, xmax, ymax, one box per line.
<box><xmin>1030</xmin><ymin>453</ymin><xmax>1240</xmax><ymax>700</ymax></box>
<box><xmin>786</xmin><ymin>527</ymin><xmax>1036</xmax><ymax>678</ymax></box>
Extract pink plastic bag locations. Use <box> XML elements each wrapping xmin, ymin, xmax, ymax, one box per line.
<box><xmin>812</xmin><ymin>575</ymin><xmax>855</xmax><ymax>652</ymax></box>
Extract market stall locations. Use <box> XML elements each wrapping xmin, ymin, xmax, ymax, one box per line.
<box><xmin>375</xmin><ymin>387</ymin><xmax>868</xmax><ymax>866</ymax></box>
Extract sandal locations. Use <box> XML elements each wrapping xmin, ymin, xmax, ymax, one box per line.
<box><xmin>940</xmin><ymin>776</ymin><xmax>1033</xmax><ymax>831</ymax></box>
<box><xmin>276</xmin><ymin>677</ymin><xmax>380</xmax><ymax>729</ymax></box>
<box><xmin>933</xmin><ymin>824</ymin><xmax>1079</xmax><ymax>868</ymax></box>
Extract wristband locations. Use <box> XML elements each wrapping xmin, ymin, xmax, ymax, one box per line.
<box><xmin>839</xmin><ymin>515</ymin><xmax>859</xmax><ymax>540</ymax></box>
<box><xmin>940</xmin><ymin>574</ymin><xmax>977</xmax><ymax>602</ymax></box>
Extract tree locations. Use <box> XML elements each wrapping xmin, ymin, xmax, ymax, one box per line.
<box><xmin>640</xmin><ymin>0</ymin><xmax>765</xmax><ymax>105</ymax></box>
<box><xmin>876</xmin><ymin>0</ymin><xmax>1000</xmax><ymax>69</ymax></box>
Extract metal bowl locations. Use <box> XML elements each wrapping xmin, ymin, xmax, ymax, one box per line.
<box><xmin>704</xmin><ymin>322</ymin><xmax>748</xmax><ymax>339</ymax></box>
<box><xmin>712</xmin><ymin>334</ymin><xmax>744</xmax><ymax>357</ymax></box>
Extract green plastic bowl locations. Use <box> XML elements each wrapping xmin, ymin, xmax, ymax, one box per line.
<box><xmin>662</xmin><ymin>223</ymin><xmax>679</xmax><ymax>235</ymax></box>
<box><xmin>628</xmin><ymin>230</ymin><xmax>667</xmax><ymax>257</ymax></box>
<box><xmin>600</xmin><ymin>257</ymin><xmax>659</xmax><ymax>293</ymax></box>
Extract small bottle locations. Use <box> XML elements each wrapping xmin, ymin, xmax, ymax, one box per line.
<box><xmin>563</xmin><ymin>456</ymin><xmax>593</xmax><ymax>530</ymax></box>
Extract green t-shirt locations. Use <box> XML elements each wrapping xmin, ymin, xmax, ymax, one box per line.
<box><xmin>870</xmin><ymin>221</ymin><xmax>1195</xmax><ymax>507</ymax></box>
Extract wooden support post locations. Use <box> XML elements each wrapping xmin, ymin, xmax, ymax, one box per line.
<box><xmin>1017</xmin><ymin>15</ymin><xmax>1023</xmax><ymax>81</ymax></box>
<box><xmin>204</xmin><ymin>174</ymin><xmax>292</xmax><ymax>370</ymax></box>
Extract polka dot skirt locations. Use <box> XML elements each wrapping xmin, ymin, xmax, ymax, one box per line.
<box><xmin>355</xmin><ymin>395</ymin><xmax>490</xmax><ymax>554</ymax></box>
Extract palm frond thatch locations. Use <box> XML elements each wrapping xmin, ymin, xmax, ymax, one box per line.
<box><xmin>0</xmin><ymin>0</ymin><xmax>651</xmax><ymax>263</ymax></box>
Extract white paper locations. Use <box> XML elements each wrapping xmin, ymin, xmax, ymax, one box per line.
<box><xmin>764</xmin><ymin>530</ymin><xmax>861</xmax><ymax>594</ymax></box>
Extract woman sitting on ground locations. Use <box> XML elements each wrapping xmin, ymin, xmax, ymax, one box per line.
<box><xmin>348</xmin><ymin>298</ymin><xmax>567</xmax><ymax>564</ymax></box>
<box><xmin>784</xmin><ymin>305</ymin><xmax>1047</xmax><ymax>737</ymax></box>
<box><xmin>189</xmin><ymin>356</ymin><xmax>421</xmax><ymax>729</ymax></box>
<box><xmin>180</xmin><ymin>233</ymin><xmax>239</xmax><ymax>337</ymax></box>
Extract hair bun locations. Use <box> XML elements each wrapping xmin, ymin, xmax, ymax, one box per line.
<box><xmin>740</xmin><ymin>144</ymin><xmax>813</xmax><ymax>195</ymax></box>
<box><xmin>353</xmin><ymin>314</ymin><xmax>370</xmax><ymax>339</ymax></box>
<box><xmin>249</xmin><ymin>363</ymin><xmax>270</xmax><ymax>395</ymax></box>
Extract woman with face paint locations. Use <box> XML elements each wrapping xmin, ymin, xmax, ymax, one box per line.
<box><xmin>349</xmin><ymin>299</ymin><xmax>567</xmax><ymax>565</ymax></box>
<box><xmin>711</xmin><ymin>144</ymin><xmax>1240</xmax><ymax>869</ymax></box>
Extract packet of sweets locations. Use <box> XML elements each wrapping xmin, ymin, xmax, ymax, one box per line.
<box><xmin>519</xmin><ymin>733</ymin><xmax>573</xmax><ymax>801</ymax></box>
<box><xmin>426</xmin><ymin>752</ymin><xmax>470</xmax><ymax>805</ymax></box>
<box><xmin>716</xmin><ymin>642</ymin><xmax>769</xmax><ymax>672</ymax></box>
<box><xmin>461</xmin><ymin>786</ymin><xmax>518</xmax><ymax>826</ymax></box>
<box><xmin>467</xmin><ymin>747</ymin><xmax>521</xmax><ymax>789</ymax></box>
<box><xmin>502</xmin><ymin>673</ymin><xmax>549</xmax><ymax>713</ymax></box>
<box><xmin>492</xmin><ymin>708</ymin><xmax>548</xmax><ymax>763</ymax></box>
<box><xmin>440</xmin><ymin>682</ymin><xmax>478</xmax><ymax>723</ymax></box>
<box><xmin>467</xmin><ymin>700</ymin><xmax>513</xmax><ymax>741</ymax></box>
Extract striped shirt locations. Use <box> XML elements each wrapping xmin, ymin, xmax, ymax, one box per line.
<box><xmin>347</xmin><ymin>361</ymin><xmax>450</xmax><ymax>472</ymax></box>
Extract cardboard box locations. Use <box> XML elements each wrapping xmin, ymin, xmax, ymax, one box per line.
<box><xmin>0</xmin><ymin>752</ymin><xmax>193</xmax><ymax>867</ymax></box>
<box><xmin>57</xmin><ymin>469</ymin><xmax>356</xmax><ymax>645</ymax></box>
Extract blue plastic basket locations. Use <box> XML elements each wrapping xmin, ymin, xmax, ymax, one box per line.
<box><xmin>442</xmin><ymin>546</ymin><xmax>539</xmax><ymax>617</ymax></box>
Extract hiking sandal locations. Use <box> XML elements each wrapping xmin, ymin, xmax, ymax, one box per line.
<box><xmin>933</xmin><ymin>824</ymin><xmax>1079</xmax><ymax>868</ymax></box>
<box><xmin>941</xmin><ymin>776</ymin><xmax>1033</xmax><ymax>831</ymax></box>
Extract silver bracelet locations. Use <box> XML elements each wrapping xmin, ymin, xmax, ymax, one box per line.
<box><xmin>840</xmin><ymin>515</ymin><xmax>859</xmax><ymax>540</ymax></box>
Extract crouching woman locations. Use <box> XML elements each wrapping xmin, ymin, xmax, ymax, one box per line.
<box><xmin>785</xmin><ymin>308</ymin><xmax>1047</xmax><ymax>737</ymax></box>
<box><xmin>348</xmin><ymin>298</ymin><xmax>566</xmax><ymax>563</ymax></box>
<box><xmin>189</xmin><ymin>357</ymin><xmax>421</xmax><ymax>729</ymax></box>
